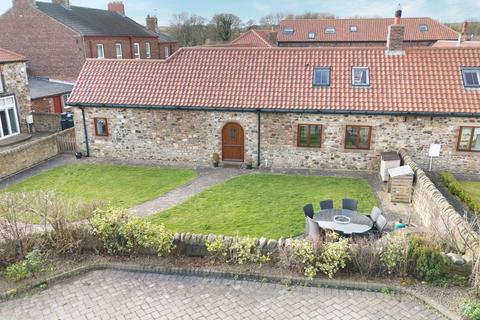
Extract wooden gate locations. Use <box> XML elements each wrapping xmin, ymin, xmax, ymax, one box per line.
<box><xmin>56</xmin><ymin>128</ymin><xmax>76</xmax><ymax>154</ymax></box>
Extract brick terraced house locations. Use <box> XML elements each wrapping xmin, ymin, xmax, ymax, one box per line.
<box><xmin>68</xmin><ymin>15</ymin><xmax>480</xmax><ymax>174</ymax></box>
<box><xmin>0</xmin><ymin>48</ymin><xmax>31</xmax><ymax>140</ymax></box>
<box><xmin>0</xmin><ymin>0</ymin><xmax>178</xmax><ymax>82</ymax></box>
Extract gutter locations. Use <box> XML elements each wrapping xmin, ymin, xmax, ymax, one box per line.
<box><xmin>80</xmin><ymin>107</ymin><xmax>90</xmax><ymax>157</ymax></box>
<box><xmin>257</xmin><ymin>111</ymin><xmax>261</xmax><ymax>167</ymax></box>
<box><xmin>68</xmin><ymin>103</ymin><xmax>480</xmax><ymax>118</ymax></box>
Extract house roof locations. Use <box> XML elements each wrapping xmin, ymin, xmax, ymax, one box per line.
<box><xmin>0</xmin><ymin>47</ymin><xmax>27</xmax><ymax>63</ymax></box>
<box><xmin>29</xmin><ymin>77</ymin><xmax>73</xmax><ymax>100</ymax></box>
<box><xmin>68</xmin><ymin>47</ymin><xmax>480</xmax><ymax>116</ymax></box>
<box><xmin>277</xmin><ymin>18</ymin><xmax>459</xmax><ymax>43</ymax></box>
<box><xmin>35</xmin><ymin>1</ymin><xmax>157</xmax><ymax>37</ymax></box>
<box><xmin>432</xmin><ymin>40</ymin><xmax>480</xmax><ymax>48</ymax></box>
<box><xmin>229</xmin><ymin>30</ymin><xmax>277</xmax><ymax>47</ymax></box>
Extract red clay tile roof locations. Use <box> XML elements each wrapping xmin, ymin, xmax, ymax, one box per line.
<box><xmin>432</xmin><ymin>40</ymin><xmax>480</xmax><ymax>47</ymax></box>
<box><xmin>278</xmin><ymin>18</ymin><xmax>458</xmax><ymax>43</ymax></box>
<box><xmin>0</xmin><ymin>47</ymin><xmax>27</xmax><ymax>63</ymax></box>
<box><xmin>68</xmin><ymin>47</ymin><xmax>480</xmax><ymax>115</ymax></box>
<box><xmin>228</xmin><ymin>30</ymin><xmax>277</xmax><ymax>47</ymax></box>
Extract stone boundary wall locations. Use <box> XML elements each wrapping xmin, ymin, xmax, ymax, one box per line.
<box><xmin>399</xmin><ymin>149</ymin><xmax>479</xmax><ymax>258</ymax></box>
<box><xmin>173</xmin><ymin>232</ymin><xmax>284</xmax><ymax>257</ymax></box>
<box><xmin>0</xmin><ymin>128</ymin><xmax>75</xmax><ymax>180</ymax></box>
<box><xmin>33</xmin><ymin>112</ymin><xmax>62</xmax><ymax>132</ymax></box>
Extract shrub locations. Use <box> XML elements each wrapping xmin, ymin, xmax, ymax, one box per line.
<box><xmin>278</xmin><ymin>239</ymin><xmax>317</xmax><ymax>276</ymax></box>
<box><xmin>461</xmin><ymin>301</ymin><xmax>480</xmax><ymax>320</ymax></box>
<box><xmin>317</xmin><ymin>233</ymin><xmax>350</xmax><ymax>279</ymax></box>
<box><xmin>90</xmin><ymin>208</ymin><xmax>173</xmax><ymax>256</ymax></box>
<box><xmin>5</xmin><ymin>249</ymin><xmax>45</xmax><ymax>282</ymax></box>
<box><xmin>407</xmin><ymin>236</ymin><xmax>451</xmax><ymax>282</ymax></box>
<box><xmin>206</xmin><ymin>236</ymin><xmax>269</xmax><ymax>265</ymax></box>
<box><xmin>350</xmin><ymin>236</ymin><xmax>384</xmax><ymax>278</ymax></box>
<box><xmin>440</xmin><ymin>172</ymin><xmax>480</xmax><ymax>214</ymax></box>
<box><xmin>381</xmin><ymin>233</ymin><xmax>409</xmax><ymax>277</ymax></box>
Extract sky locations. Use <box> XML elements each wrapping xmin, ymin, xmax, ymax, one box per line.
<box><xmin>1</xmin><ymin>0</ymin><xmax>479</xmax><ymax>26</ymax></box>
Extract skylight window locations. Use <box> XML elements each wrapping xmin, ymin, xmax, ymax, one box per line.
<box><xmin>308</xmin><ymin>32</ymin><xmax>316</xmax><ymax>39</ymax></box>
<box><xmin>419</xmin><ymin>24</ymin><xmax>428</xmax><ymax>32</ymax></box>
<box><xmin>462</xmin><ymin>68</ymin><xmax>480</xmax><ymax>88</ymax></box>
<box><xmin>352</xmin><ymin>67</ymin><xmax>370</xmax><ymax>87</ymax></box>
<box><xmin>324</xmin><ymin>27</ymin><xmax>335</xmax><ymax>34</ymax></box>
<box><xmin>283</xmin><ymin>27</ymin><xmax>294</xmax><ymax>35</ymax></box>
<box><xmin>313</xmin><ymin>67</ymin><xmax>330</xmax><ymax>87</ymax></box>
<box><xmin>349</xmin><ymin>25</ymin><xmax>358</xmax><ymax>32</ymax></box>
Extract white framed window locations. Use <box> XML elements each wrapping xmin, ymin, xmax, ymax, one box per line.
<box><xmin>96</xmin><ymin>44</ymin><xmax>104</xmax><ymax>59</ymax></box>
<box><xmin>115</xmin><ymin>43</ymin><xmax>123</xmax><ymax>59</ymax></box>
<box><xmin>462</xmin><ymin>68</ymin><xmax>480</xmax><ymax>88</ymax></box>
<box><xmin>134</xmin><ymin>43</ymin><xmax>140</xmax><ymax>59</ymax></box>
<box><xmin>419</xmin><ymin>24</ymin><xmax>428</xmax><ymax>32</ymax></box>
<box><xmin>352</xmin><ymin>67</ymin><xmax>370</xmax><ymax>87</ymax></box>
<box><xmin>164</xmin><ymin>47</ymin><xmax>170</xmax><ymax>58</ymax></box>
<box><xmin>308</xmin><ymin>32</ymin><xmax>316</xmax><ymax>39</ymax></box>
<box><xmin>145</xmin><ymin>42</ymin><xmax>151</xmax><ymax>59</ymax></box>
<box><xmin>0</xmin><ymin>75</ymin><xmax>4</xmax><ymax>93</ymax></box>
<box><xmin>0</xmin><ymin>95</ymin><xmax>20</xmax><ymax>140</ymax></box>
<box><xmin>283</xmin><ymin>27</ymin><xmax>294</xmax><ymax>35</ymax></box>
<box><xmin>350</xmin><ymin>25</ymin><xmax>358</xmax><ymax>32</ymax></box>
<box><xmin>324</xmin><ymin>27</ymin><xmax>335</xmax><ymax>34</ymax></box>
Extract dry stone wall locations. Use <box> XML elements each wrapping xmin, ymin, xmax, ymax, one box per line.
<box><xmin>400</xmin><ymin>149</ymin><xmax>479</xmax><ymax>258</ymax></box>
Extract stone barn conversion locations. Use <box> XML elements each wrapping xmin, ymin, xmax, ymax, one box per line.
<box><xmin>68</xmin><ymin>18</ymin><xmax>480</xmax><ymax>174</ymax></box>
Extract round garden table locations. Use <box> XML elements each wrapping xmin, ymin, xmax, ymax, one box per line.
<box><xmin>313</xmin><ymin>209</ymin><xmax>373</xmax><ymax>235</ymax></box>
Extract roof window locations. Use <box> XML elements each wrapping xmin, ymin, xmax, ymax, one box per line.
<box><xmin>313</xmin><ymin>67</ymin><xmax>330</xmax><ymax>87</ymax></box>
<box><xmin>419</xmin><ymin>24</ymin><xmax>428</xmax><ymax>32</ymax></box>
<box><xmin>283</xmin><ymin>27</ymin><xmax>294</xmax><ymax>35</ymax></box>
<box><xmin>324</xmin><ymin>27</ymin><xmax>335</xmax><ymax>34</ymax></box>
<box><xmin>349</xmin><ymin>25</ymin><xmax>358</xmax><ymax>32</ymax></box>
<box><xmin>352</xmin><ymin>67</ymin><xmax>370</xmax><ymax>87</ymax></box>
<box><xmin>308</xmin><ymin>32</ymin><xmax>316</xmax><ymax>39</ymax></box>
<box><xmin>462</xmin><ymin>68</ymin><xmax>480</xmax><ymax>88</ymax></box>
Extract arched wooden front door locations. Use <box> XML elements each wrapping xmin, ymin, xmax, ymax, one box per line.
<box><xmin>222</xmin><ymin>123</ymin><xmax>244</xmax><ymax>162</ymax></box>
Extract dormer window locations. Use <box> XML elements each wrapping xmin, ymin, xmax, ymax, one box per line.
<box><xmin>419</xmin><ymin>24</ymin><xmax>428</xmax><ymax>32</ymax></box>
<box><xmin>313</xmin><ymin>67</ymin><xmax>330</xmax><ymax>87</ymax></box>
<box><xmin>462</xmin><ymin>68</ymin><xmax>480</xmax><ymax>88</ymax></box>
<box><xmin>324</xmin><ymin>27</ymin><xmax>335</xmax><ymax>34</ymax></box>
<box><xmin>349</xmin><ymin>25</ymin><xmax>358</xmax><ymax>32</ymax></box>
<box><xmin>283</xmin><ymin>27</ymin><xmax>294</xmax><ymax>35</ymax></box>
<box><xmin>352</xmin><ymin>67</ymin><xmax>369</xmax><ymax>87</ymax></box>
<box><xmin>96</xmin><ymin>44</ymin><xmax>104</xmax><ymax>59</ymax></box>
<box><xmin>308</xmin><ymin>32</ymin><xmax>316</xmax><ymax>39</ymax></box>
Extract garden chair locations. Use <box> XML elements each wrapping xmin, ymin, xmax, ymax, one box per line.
<box><xmin>303</xmin><ymin>203</ymin><xmax>314</xmax><ymax>219</ymax></box>
<box><xmin>305</xmin><ymin>216</ymin><xmax>321</xmax><ymax>242</ymax></box>
<box><xmin>368</xmin><ymin>206</ymin><xmax>382</xmax><ymax>222</ymax></box>
<box><xmin>342</xmin><ymin>198</ymin><xmax>358</xmax><ymax>211</ymax></box>
<box><xmin>374</xmin><ymin>214</ymin><xmax>388</xmax><ymax>233</ymax></box>
<box><xmin>319</xmin><ymin>199</ymin><xmax>334</xmax><ymax>210</ymax></box>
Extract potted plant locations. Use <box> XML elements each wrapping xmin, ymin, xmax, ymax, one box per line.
<box><xmin>244</xmin><ymin>155</ymin><xmax>253</xmax><ymax>169</ymax></box>
<box><xmin>212</xmin><ymin>152</ymin><xmax>220</xmax><ymax>167</ymax></box>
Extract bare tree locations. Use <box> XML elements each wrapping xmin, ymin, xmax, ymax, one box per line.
<box><xmin>259</xmin><ymin>12</ymin><xmax>286</xmax><ymax>27</ymax></box>
<box><xmin>285</xmin><ymin>12</ymin><xmax>336</xmax><ymax>19</ymax></box>
<box><xmin>169</xmin><ymin>13</ymin><xmax>208</xmax><ymax>46</ymax></box>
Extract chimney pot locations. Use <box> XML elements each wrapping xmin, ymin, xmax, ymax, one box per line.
<box><xmin>146</xmin><ymin>15</ymin><xmax>158</xmax><ymax>33</ymax></box>
<box><xmin>108</xmin><ymin>1</ymin><xmax>125</xmax><ymax>15</ymax></box>
<box><xmin>394</xmin><ymin>6</ymin><xmax>402</xmax><ymax>25</ymax></box>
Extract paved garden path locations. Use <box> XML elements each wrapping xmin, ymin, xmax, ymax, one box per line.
<box><xmin>133</xmin><ymin>167</ymin><xmax>244</xmax><ymax>216</ymax></box>
<box><xmin>0</xmin><ymin>269</ymin><xmax>442</xmax><ymax>320</ymax></box>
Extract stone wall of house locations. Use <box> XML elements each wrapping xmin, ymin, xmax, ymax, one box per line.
<box><xmin>72</xmin><ymin>107</ymin><xmax>480</xmax><ymax>173</ymax></box>
<box><xmin>72</xmin><ymin>107</ymin><xmax>260</xmax><ymax>165</ymax></box>
<box><xmin>1</xmin><ymin>61</ymin><xmax>32</xmax><ymax>132</ymax></box>
<box><xmin>399</xmin><ymin>150</ymin><xmax>479</xmax><ymax>259</ymax></box>
<box><xmin>33</xmin><ymin>112</ymin><xmax>62</xmax><ymax>132</ymax></box>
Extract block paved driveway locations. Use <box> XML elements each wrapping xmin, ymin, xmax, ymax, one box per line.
<box><xmin>0</xmin><ymin>270</ymin><xmax>442</xmax><ymax>320</ymax></box>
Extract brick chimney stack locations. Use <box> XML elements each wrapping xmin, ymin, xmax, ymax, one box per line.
<box><xmin>386</xmin><ymin>6</ymin><xmax>405</xmax><ymax>56</ymax></box>
<box><xmin>146</xmin><ymin>15</ymin><xmax>158</xmax><ymax>33</ymax></box>
<box><xmin>108</xmin><ymin>1</ymin><xmax>125</xmax><ymax>15</ymax></box>
<box><xmin>12</xmin><ymin>0</ymin><xmax>35</xmax><ymax>7</ymax></box>
<box><xmin>52</xmin><ymin>0</ymin><xmax>70</xmax><ymax>7</ymax></box>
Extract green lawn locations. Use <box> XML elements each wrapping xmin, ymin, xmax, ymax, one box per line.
<box><xmin>5</xmin><ymin>164</ymin><xmax>198</xmax><ymax>208</ymax></box>
<box><xmin>150</xmin><ymin>174</ymin><xmax>378</xmax><ymax>239</ymax></box>
<box><xmin>460</xmin><ymin>181</ymin><xmax>480</xmax><ymax>204</ymax></box>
